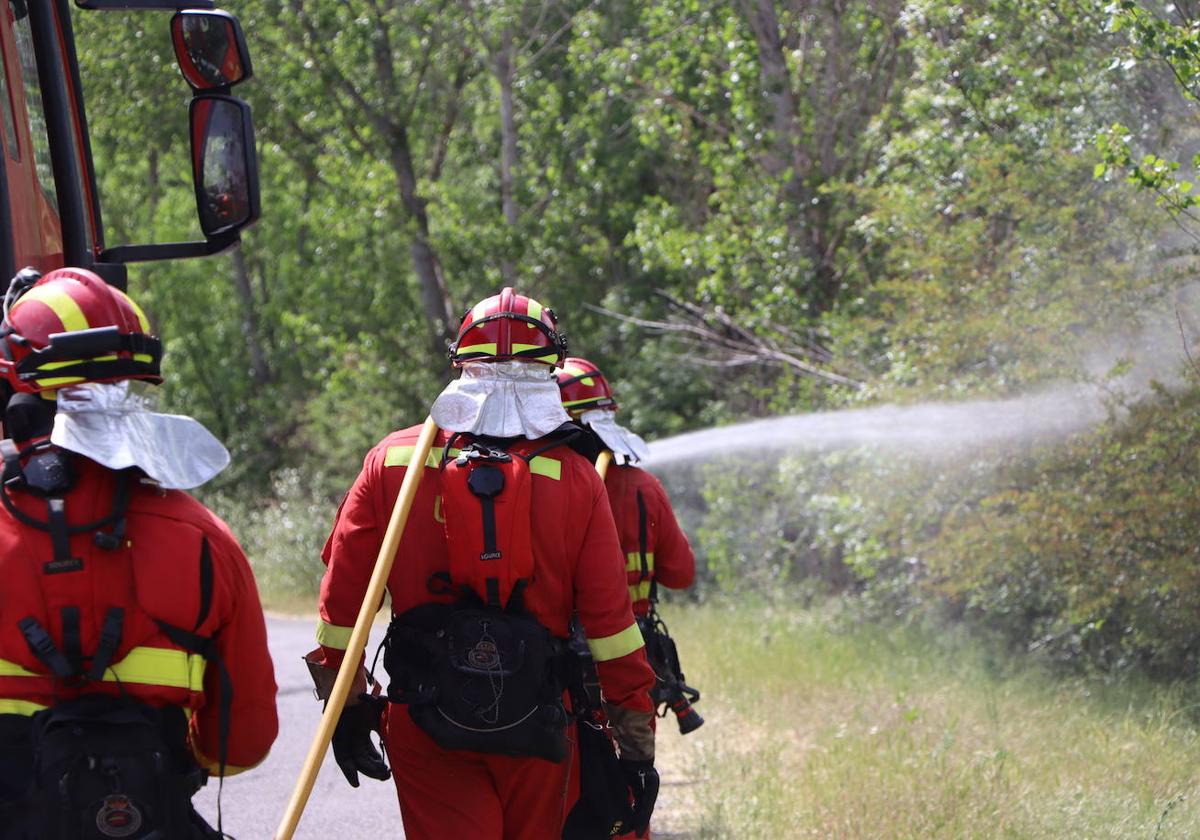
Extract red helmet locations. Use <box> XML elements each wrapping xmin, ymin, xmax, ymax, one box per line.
<box><xmin>0</xmin><ymin>267</ymin><xmax>162</xmax><ymax>394</ymax></box>
<box><xmin>555</xmin><ymin>357</ymin><xmax>617</xmax><ymax>416</ymax></box>
<box><xmin>448</xmin><ymin>287</ymin><xmax>567</xmax><ymax>367</ymax></box>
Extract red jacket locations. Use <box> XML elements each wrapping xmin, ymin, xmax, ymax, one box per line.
<box><xmin>0</xmin><ymin>458</ymin><xmax>278</xmax><ymax>774</ymax></box>
<box><xmin>316</xmin><ymin>425</ymin><xmax>655</xmax><ymax>712</ymax></box>
<box><xmin>604</xmin><ymin>464</ymin><xmax>695</xmax><ymax>617</ymax></box>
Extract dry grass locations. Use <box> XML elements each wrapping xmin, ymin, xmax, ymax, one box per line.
<box><xmin>648</xmin><ymin>601</ymin><xmax>1200</xmax><ymax>839</ymax></box>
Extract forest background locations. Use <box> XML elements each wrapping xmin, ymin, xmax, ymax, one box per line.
<box><xmin>73</xmin><ymin>0</ymin><xmax>1200</xmax><ymax>681</ymax></box>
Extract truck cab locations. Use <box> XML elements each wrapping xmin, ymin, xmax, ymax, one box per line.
<box><xmin>0</xmin><ymin>0</ymin><xmax>256</xmax><ymax>287</ymax></box>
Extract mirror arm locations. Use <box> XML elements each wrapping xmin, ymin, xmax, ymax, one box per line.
<box><xmin>75</xmin><ymin>1</ymin><xmax>215</xmax><ymax>10</ymax></box>
<box><xmin>99</xmin><ymin>233</ymin><xmax>240</xmax><ymax>264</ymax></box>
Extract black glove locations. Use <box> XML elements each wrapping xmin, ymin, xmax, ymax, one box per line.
<box><xmin>619</xmin><ymin>758</ymin><xmax>659</xmax><ymax>838</ymax></box>
<box><xmin>331</xmin><ymin>694</ymin><xmax>391</xmax><ymax>788</ymax></box>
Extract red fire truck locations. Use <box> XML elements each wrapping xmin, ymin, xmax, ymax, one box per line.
<box><xmin>0</xmin><ymin>0</ymin><xmax>257</xmax><ymax>288</ymax></box>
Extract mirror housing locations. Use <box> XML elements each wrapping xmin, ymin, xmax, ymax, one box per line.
<box><xmin>98</xmin><ymin>93</ymin><xmax>258</xmax><ymax>263</ymax></box>
<box><xmin>171</xmin><ymin>9</ymin><xmax>252</xmax><ymax>90</ymax></box>
<box><xmin>191</xmin><ymin>94</ymin><xmax>259</xmax><ymax>237</ymax></box>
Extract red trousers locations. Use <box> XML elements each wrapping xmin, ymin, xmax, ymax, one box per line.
<box><xmin>383</xmin><ymin>704</ymin><xmax>578</xmax><ymax>840</ymax></box>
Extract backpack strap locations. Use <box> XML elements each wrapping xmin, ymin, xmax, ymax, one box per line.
<box><xmin>17</xmin><ymin>615</ymin><xmax>75</xmax><ymax>679</ymax></box>
<box><xmin>153</xmin><ymin>621</ymin><xmax>232</xmax><ymax>781</ymax></box>
<box><xmin>60</xmin><ymin>606</ymin><xmax>82</xmax><ymax>676</ymax></box>
<box><xmin>18</xmin><ymin>606</ymin><xmax>126</xmax><ymax>686</ymax></box>
<box><xmin>86</xmin><ymin>607</ymin><xmax>125</xmax><ymax>682</ymax></box>
<box><xmin>636</xmin><ymin>489</ymin><xmax>658</xmax><ymax>605</ymax></box>
<box><xmin>193</xmin><ymin>536</ymin><xmax>213</xmax><ymax>632</ymax></box>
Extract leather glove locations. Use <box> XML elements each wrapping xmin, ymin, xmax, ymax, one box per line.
<box><xmin>331</xmin><ymin>693</ymin><xmax>391</xmax><ymax>788</ymax></box>
<box><xmin>619</xmin><ymin>758</ymin><xmax>659</xmax><ymax>838</ymax></box>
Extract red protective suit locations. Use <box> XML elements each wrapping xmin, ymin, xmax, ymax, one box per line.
<box><xmin>0</xmin><ymin>457</ymin><xmax>278</xmax><ymax>774</ymax></box>
<box><xmin>315</xmin><ymin>424</ymin><xmax>655</xmax><ymax>840</ymax></box>
<box><xmin>604</xmin><ymin>464</ymin><xmax>695</xmax><ymax>618</ymax></box>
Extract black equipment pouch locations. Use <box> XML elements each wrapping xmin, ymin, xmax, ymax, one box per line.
<box><xmin>383</xmin><ymin>600</ymin><xmax>570</xmax><ymax>762</ymax></box>
<box><xmin>26</xmin><ymin>695</ymin><xmax>202</xmax><ymax>840</ymax></box>
<box><xmin>561</xmin><ymin>719</ymin><xmax>634</xmax><ymax>840</ymax></box>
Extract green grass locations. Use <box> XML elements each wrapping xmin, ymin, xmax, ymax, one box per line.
<box><xmin>649</xmin><ymin>601</ymin><xmax>1200</xmax><ymax>839</ymax></box>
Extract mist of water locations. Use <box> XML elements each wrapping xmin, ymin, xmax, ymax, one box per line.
<box><xmin>645</xmin><ymin>284</ymin><xmax>1200</xmax><ymax>469</ymax></box>
<box><xmin>645</xmin><ymin>386</ymin><xmax>1106</xmax><ymax>467</ymax></box>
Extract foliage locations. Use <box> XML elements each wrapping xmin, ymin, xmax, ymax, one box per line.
<box><xmin>66</xmin><ymin>0</ymin><xmax>1200</xmax><ymax>678</ymax></box>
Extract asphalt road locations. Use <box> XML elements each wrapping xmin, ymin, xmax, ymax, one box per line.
<box><xmin>191</xmin><ymin>616</ymin><xmax>699</xmax><ymax>839</ymax></box>
<box><xmin>192</xmin><ymin>616</ymin><xmax>403</xmax><ymax>839</ymax></box>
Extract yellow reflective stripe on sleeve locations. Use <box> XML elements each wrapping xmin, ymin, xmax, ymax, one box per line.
<box><xmin>385</xmin><ymin>446</ymin><xmax>460</xmax><ymax>468</ymax></box>
<box><xmin>106</xmin><ymin>647</ymin><xmax>205</xmax><ymax>691</ymax></box>
<box><xmin>625</xmin><ymin>552</ymin><xmax>655</xmax><ymax>573</ymax></box>
<box><xmin>0</xmin><ymin>699</ymin><xmax>47</xmax><ymax>716</ymax></box>
<box><xmin>10</xmin><ymin>285</ymin><xmax>89</xmax><ymax>332</ymax></box>
<box><xmin>316</xmin><ymin>619</ymin><xmax>354</xmax><ymax>650</ymax></box>
<box><xmin>0</xmin><ymin>658</ymin><xmax>41</xmax><ymax>678</ymax></box>
<box><xmin>529</xmin><ymin>456</ymin><xmax>561</xmax><ymax>480</ymax></box>
<box><xmin>587</xmin><ymin>622</ymin><xmax>645</xmax><ymax>662</ymax></box>
<box><xmin>629</xmin><ymin>581</ymin><xmax>653</xmax><ymax>602</ymax></box>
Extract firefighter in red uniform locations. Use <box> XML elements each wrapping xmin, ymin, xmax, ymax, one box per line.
<box><xmin>555</xmin><ymin>358</ymin><xmax>695</xmax><ymax>622</ymax></box>
<box><xmin>557</xmin><ymin>357</ymin><xmax>699</xmax><ymax>839</ymax></box>
<box><xmin>0</xmin><ymin>268</ymin><xmax>278</xmax><ymax>839</ymax></box>
<box><xmin>307</xmin><ymin>288</ymin><xmax>658</xmax><ymax>840</ymax></box>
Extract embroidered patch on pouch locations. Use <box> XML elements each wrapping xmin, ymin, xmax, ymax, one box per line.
<box><xmin>95</xmin><ymin>794</ymin><xmax>143</xmax><ymax>837</ymax></box>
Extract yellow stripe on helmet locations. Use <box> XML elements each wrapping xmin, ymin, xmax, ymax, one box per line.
<box><xmin>10</xmin><ymin>285</ymin><xmax>90</xmax><ymax>333</ymax></box>
<box><xmin>111</xmin><ymin>287</ymin><xmax>151</xmax><ymax>334</ymax></box>
<box><xmin>32</xmin><ymin>375</ymin><xmax>88</xmax><ymax>388</ymax></box>
<box><xmin>526</xmin><ymin>300</ymin><xmax>543</xmax><ymax>321</ymax></box>
<box><xmin>36</xmin><ymin>354</ymin><xmax>117</xmax><ymax>371</ymax></box>
<box><xmin>456</xmin><ymin>342</ymin><xmax>498</xmax><ymax>357</ymax></box>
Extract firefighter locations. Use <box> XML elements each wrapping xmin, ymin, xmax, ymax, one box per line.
<box><xmin>557</xmin><ymin>357</ymin><xmax>698</xmax><ymax>840</ymax></box>
<box><xmin>555</xmin><ymin>357</ymin><xmax>695</xmax><ymax>619</ymax></box>
<box><xmin>307</xmin><ymin>288</ymin><xmax>658</xmax><ymax>840</ymax></box>
<box><xmin>0</xmin><ymin>268</ymin><xmax>278</xmax><ymax>839</ymax></box>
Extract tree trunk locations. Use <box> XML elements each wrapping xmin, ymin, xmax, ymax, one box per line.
<box><xmin>230</xmin><ymin>247</ymin><xmax>272</xmax><ymax>386</ymax></box>
<box><xmin>497</xmin><ymin>27</ymin><xmax>519</xmax><ymax>285</ymax></box>
<box><xmin>388</xmin><ymin>125</ymin><xmax>457</xmax><ymax>360</ymax></box>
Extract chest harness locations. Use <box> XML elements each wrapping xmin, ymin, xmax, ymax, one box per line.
<box><xmin>0</xmin><ymin>438</ymin><xmax>233</xmax><ymax>838</ymax></box>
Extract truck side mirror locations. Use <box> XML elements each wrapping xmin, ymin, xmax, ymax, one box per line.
<box><xmin>171</xmin><ymin>9</ymin><xmax>252</xmax><ymax>90</ymax></box>
<box><xmin>190</xmin><ymin>94</ymin><xmax>259</xmax><ymax>237</ymax></box>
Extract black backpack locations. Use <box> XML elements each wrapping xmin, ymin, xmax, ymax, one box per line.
<box><xmin>25</xmin><ymin>695</ymin><xmax>205</xmax><ymax>840</ymax></box>
<box><xmin>383</xmin><ymin>594</ymin><xmax>570</xmax><ymax>762</ymax></box>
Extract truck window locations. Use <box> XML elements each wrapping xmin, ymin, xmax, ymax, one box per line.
<box><xmin>11</xmin><ymin>0</ymin><xmax>56</xmax><ymax>213</ymax></box>
<box><xmin>0</xmin><ymin>40</ymin><xmax>17</xmax><ymax>160</ymax></box>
